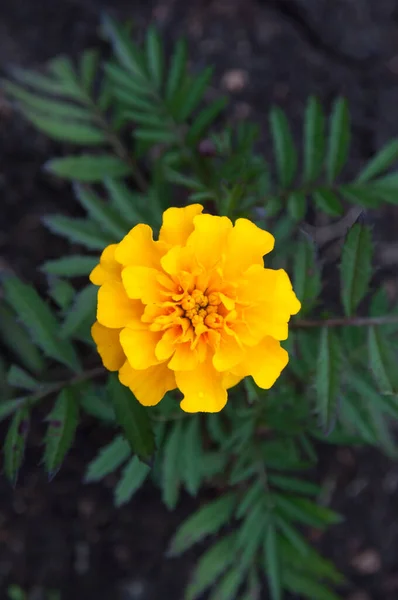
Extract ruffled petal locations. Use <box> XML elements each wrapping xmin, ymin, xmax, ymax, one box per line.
<box><xmin>159</xmin><ymin>204</ymin><xmax>203</xmax><ymax>246</ymax></box>
<box><xmin>224</xmin><ymin>219</ymin><xmax>275</xmax><ymax>278</ymax></box>
<box><xmin>90</xmin><ymin>244</ymin><xmax>122</xmax><ymax>285</ymax></box>
<box><xmin>97</xmin><ymin>281</ymin><xmax>144</xmax><ymax>329</ymax></box>
<box><xmin>168</xmin><ymin>342</ymin><xmax>199</xmax><ymax>371</ymax></box>
<box><xmin>119</xmin><ymin>360</ymin><xmax>176</xmax><ymax>406</ymax></box>
<box><xmin>187</xmin><ymin>214</ymin><xmax>233</xmax><ymax>270</ymax></box>
<box><xmin>91</xmin><ymin>321</ymin><xmax>125</xmax><ymax>371</ymax></box>
<box><xmin>233</xmin><ymin>336</ymin><xmax>289</xmax><ymax>389</ymax></box>
<box><xmin>115</xmin><ymin>224</ymin><xmax>167</xmax><ymax>268</ymax></box>
<box><xmin>120</xmin><ymin>327</ymin><xmax>162</xmax><ymax>370</ymax></box>
<box><xmin>238</xmin><ymin>265</ymin><xmax>301</xmax><ymax>316</ymax></box>
<box><xmin>176</xmin><ymin>358</ymin><xmax>227</xmax><ymax>413</ymax></box>
<box><xmin>122</xmin><ymin>266</ymin><xmax>164</xmax><ymax>303</ymax></box>
<box><xmin>212</xmin><ymin>333</ymin><xmax>244</xmax><ymax>372</ymax></box>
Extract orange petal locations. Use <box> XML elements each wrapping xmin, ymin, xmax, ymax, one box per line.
<box><xmin>122</xmin><ymin>266</ymin><xmax>163</xmax><ymax>303</ymax></box>
<box><xmin>97</xmin><ymin>281</ymin><xmax>144</xmax><ymax>329</ymax></box>
<box><xmin>91</xmin><ymin>321</ymin><xmax>125</xmax><ymax>371</ymax></box>
<box><xmin>119</xmin><ymin>360</ymin><xmax>176</xmax><ymax>406</ymax></box>
<box><xmin>115</xmin><ymin>224</ymin><xmax>167</xmax><ymax>268</ymax></box>
<box><xmin>233</xmin><ymin>336</ymin><xmax>289</xmax><ymax>389</ymax></box>
<box><xmin>187</xmin><ymin>214</ymin><xmax>233</xmax><ymax>270</ymax></box>
<box><xmin>120</xmin><ymin>327</ymin><xmax>162</xmax><ymax>370</ymax></box>
<box><xmin>176</xmin><ymin>358</ymin><xmax>228</xmax><ymax>413</ymax></box>
<box><xmin>90</xmin><ymin>244</ymin><xmax>122</xmax><ymax>285</ymax></box>
<box><xmin>224</xmin><ymin>219</ymin><xmax>274</xmax><ymax>278</ymax></box>
<box><xmin>159</xmin><ymin>204</ymin><xmax>203</xmax><ymax>246</ymax></box>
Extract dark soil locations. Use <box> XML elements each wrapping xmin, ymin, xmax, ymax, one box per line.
<box><xmin>1</xmin><ymin>1</ymin><xmax>398</xmax><ymax>599</ymax></box>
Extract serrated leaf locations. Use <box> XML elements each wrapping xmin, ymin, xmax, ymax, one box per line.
<box><xmin>104</xmin><ymin>62</ymin><xmax>153</xmax><ymax>98</ymax></box>
<box><xmin>4</xmin><ymin>405</ymin><xmax>29</xmax><ymax>483</ymax></box>
<box><xmin>276</xmin><ymin>516</ymin><xmax>310</xmax><ymax>556</ymax></box>
<box><xmin>7</xmin><ymin>366</ymin><xmax>39</xmax><ymax>391</ymax></box>
<box><xmin>73</xmin><ymin>183</ymin><xmax>126</xmax><ymax>238</ymax></box>
<box><xmin>0</xmin><ymin>304</ymin><xmax>45</xmax><ymax>374</ymax></box>
<box><xmin>48</xmin><ymin>278</ymin><xmax>75</xmax><ymax>310</ymax></box>
<box><xmin>264</xmin><ymin>523</ymin><xmax>282</xmax><ymax>600</ymax></box>
<box><xmin>104</xmin><ymin>178</ymin><xmax>151</xmax><ymax>225</ymax></box>
<box><xmin>340</xmin><ymin>223</ymin><xmax>373</xmax><ymax>316</ymax></box>
<box><xmin>80</xmin><ymin>385</ymin><xmax>115</xmax><ymax>422</ymax></box>
<box><xmin>368</xmin><ymin>326</ymin><xmax>397</xmax><ymax>393</ymax></box>
<box><xmin>237</xmin><ymin>502</ymin><xmax>270</xmax><ymax>572</ymax></box>
<box><xmin>357</xmin><ymin>139</ymin><xmax>398</xmax><ymax>183</ymax></box>
<box><xmin>303</xmin><ymin>96</ymin><xmax>325</xmax><ymax>183</ymax></box>
<box><xmin>45</xmin><ymin>154</ymin><xmax>131</xmax><ymax>182</ymax></box>
<box><xmin>109</xmin><ymin>375</ymin><xmax>155</xmax><ymax>462</ymax></box>
<box><xmin>269</xmin><ymin>107</ymin><xmax>297</xmax><ymax>188</ymax></box>
<box><xmin>316</xmin><ymin>328</ymin><xmax>340</xmax><ymax>431</ymax></box>
<box><xmin>276</xmin><ymin>494</ymin><xmax>342</xmax><ymax>528</ymax></box>
<box><xmin>114</xmin><ymin>455</ymin><xmax>150</xmax><ymax>507</ymax></box>
<box><xmin>185</xmin><ymin>533</ymin><xmax>238</xmax><ymax>600</ymax></box>
<box><xmin>166</xmin><ymin>38</ymin><xmax>188</xmax><ymax>102</ymax></box>
<box><xmin>41</xmin><ymin>255</ymin><xmax>98</xmax><ymax>278</ymax></box>
<box><xmin>60</xmin><ymin>284</ymin><xmax>97</xmax><ymax>339</ymax></box>
<box><xmin>179</xmin><ymin>67</ymin><xmax>214</xmax><ymax>121</ymax></box>
<box><xmin>161</xmin><ymin>419</ymin><xmax>184</xmax><ymax>510</ymax></box>
<box><xmin>208</xmin><ymin>568</ymin><xmax>244</xmax><ymax>600</ymax></box>
<box><xmin>339</xmin><ymin>183</ymin><xmax>381</xmax><ymax>208</ymax></box>
<box><xmin>145</xmin><ymin>26</ymin><xmax>164</xmax><ymax>89</ymax></box>
<box><xmin>43</xmin><ymin>215</ymin><xmax>114</xmax><ymax>249</ymax></box>
<box><xmin>79</xmin><ymin>48</ymin><xmax>99</xmax><ymax>93</ymax></box>
<box><xmin>44</xmin><ymin>388</ymin><xmax>78</xmax><ymax>477</ymax></box>
<box><xmin>236</xmin><ymin>480</ymin><xmax>264</xmax><ymax>519</ymax></box>
<box><xmin>101</xmin><ymin>15</ymin><xmax>147</xmax><ymax>79</ymax></box>
<box><xmin>293</xmin><ymin>237</ymin><xmax>321</xmax><ymax>315</ymax></box>
<box><xmin>85</xmin><ymin>435</ymin><xmax>130</xmax><ymax>482</ymax></box>
<box><xmin>326</xmin><ymin>97</ymin><xmax>350</xmax><ymax>183</ymax></box>
<box><xmin>284</xmin><ymin>572</ymin><xmax>340</xmax><ymax>600</ymax></box>
<box><xmin>134</xmin><ymin>127</ymin><xmax>175</xmax><ymax>144</ymax></box>
<box><xmin>280</xmin><ymin>534</ymin><xmax>343</xmax><ymax>584</ymax></box>
<box><xmin>313</xmin><ymin>188</ymin><xmax>343</xmax><ymax>216</ymax></box>
<box><xmin>268</xmin><ymin>474</ymin><xmax>320</xmax><ymax>496</ymax></box>
<box><xmin>23</xmin><ymin>110</ymin><xmax>106</xmax><ymax>144</ymax></box>
<box><xmin>167</xmin><ymin>492</ymin><xmax>236</xmax><ymax>556</ymax></box>
<box><xmin>287</xmin><ymin>191</ymin><xmax>306</xmax><ymax>220</ymax></box>
<box><xmin>187</xmin><ymin>97</ymin><xmax>227</xmax><ymax>145</ymax></box>
<box><xmin>0</xmin><ymin>398</ymin><xmax>26</xmax><ymax>423</ymax></box>
<box><xmin>10</xmin><ymin>67</ymin><xmax>76</xmax><ymax>97</ymax></box>
<box><xmin>183</xmin><ymin>416</ymin><xmax>202</xmax><ymax>496</ymax></box>
<box><xmin>2</xmin><ymin>276</ymin><xmax>80</xmax><ymax>371</ymax></box>
<box><xmin>124</xmin><ymin>110</ymin><xmax>167</xmax><ymax>129</ymax></box>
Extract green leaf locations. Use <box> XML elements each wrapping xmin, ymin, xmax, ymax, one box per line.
<box><xmin>340</xmin><ymin>223</ymin><xmax>373</xmax><ymax>316</ymax></box>
<box><xmin>207</xmin><ymin>568</ymin><xmax>244</xmax><ymax>600</ymax></box>
<box><xmin>236</xmin><ymin>480</ymin><xmax>264</xmax><ymax>519</ymax></box>
<box><xmin>45</xmin><ymin>154</ymin><xmax>131</xmax><ymax>182</ymax></box>
<box><xmin>104</xmin><ymin>62</ymin><xmax>153</xmax><ymax>99</ymax></box>
<box><xmin>185</xmin><ymin>533</ymin><xmax>238</xmax><ymax>600</ymax></box>
<box><xmin>303</xmin><ymin>96</ymin><xmax>325</xmax><ymax>183</ymax></box>
<box><xmin>48</xmin><ymin>278</ymin><xmax>75</xmax><ymax>310</ymax></box>
<box><xmin>41</xmin><ymin>255</ymin><xmax>98</xmax><ymax>278</ymax></box>
<box><xmin>114</xmin><ymin>455</ymin><xmax>150</xmax><ymax>507</ymax></box>
<box><xmin>269</xmin><ymin>107</ymin><xmax>297</xmax><ymax>188</ymax></box>
<box><xmin>0</xmin><ymin>398</ymin><xmax>26</xmax><ymax>423</ymax></box>
<box><xmin>23</xmin><ymin>111</ymin><xmax>106</xmax><ymax>144</ymax></box>
<box><xmin>101</xmin><ymin>15</ymin><xmax>147</xmax><ymax>79</ymax></box>
<box><xmin>326</xmin><ymin>97</ymin><xmax>350</xmax><ymax>183</ymax></box>
<box><xmin>80</xmin><ymin>385</ymin><xmax>115</xmax><ymax>422</ymax></box>
<box><xmin>284</xmin><ymin>572</ymin><xmax>340</xmax><ymax>600</ymax></box>
<box><xmin>43</xmin><ymin>388</ymin><xmax>79</xmax><ymax>477</ymax></box>
<box><xmin>368</xmin><ymin>326</ymin><xmax>397</xmax><ymax>393</ymax></box>
<box><xmin>316</xmin><ymin>328</ymin><xmax>340</xmax><ymax>431</ymax></box>
<box><xmin>4</xmin><ymin>405</ymin><xmax>29</xmax><ymax>484</ymax></box>
<box><xmin>109</xmin><ymin>375</ymin><xmax>155</xmax><ymax>462</ymax></box>
<box><xmin>145</xmin><ymin>26</ymin><xmax>164</xmax><ymax>88</ymax></box>
<box><xmin>187</xmin><ymin>97</ymin><xmax>227</xmax><ymax>145</ymax></box>
<box><xmin>104</xmin><ymin>178</ymin><xmax>150</xmax><ymax>225</ymax></box>
<box><xmin>293</xmin><ymin>236</ymin><xmax>321</xmax><ymax>315</ymax></box>
<box><xmin>264</xmin><ymin>523</ymin><xmax>282</xmax><ymax>600</ymax></box>
<box><xmin>2</xmin><ymin>276</ymin><xmax>80</xmax><ymax>371</ymax></box>
<box><xmin>312</xmin><ymin>188</ymin><xmax>343</xmax><ymax>216</ymax></box>
<box><xmin>339</xmin><ymin>183</ymin><xmax>381</xmax><ymax>208</ymax></box>
<box><xmin>43</xmin><ymin>215</ymin><xmax>114</xmax><ymax>249</ymax></box>
<box><xmin>167</xmin><ymin>492</ymin><xmax>236</xmax><ymax>556</ymax></box>
<box><xmin>179</xmin><ymin>67</ymin><xmax>214</xmax><ymax>121</ymax></box>
<box><xmin>7</xmin><ymin>366</ymin><xmax>39</xmax><ymax>391</ymax></box>
<box><xmin>85</xmin><ymin>435</ymin><xmax>130</xmax><ymax>482</ymax></box>
<box><xmin>161</xmin><ymin>420</ymin><xmax>184</xmax><ymax>510</ymax></box>
<box><xmin>0</xmin><ymin>304</ymin><xmax>45</xmax><ymax>374</ymax></box>
<box><xmin>134</xmin><ymin>127</ymin><xmax>176</xmax><ymax>144</ymax></box>
<box><xmin>268</xmin><ymin>474</ymin><xmax>320</xmax><ymax>496</ymax></box>
<box><xmin>357</xmin><ymin>139</ymin><xmax>398</xmax><ymax>183</ymax></box>
<box><xmin>73</xmin><ymin>183</ymin><xmax>127</xmax><ymax>238</ymax></box>
<box><xmin>276</xmin><ymin>494</ymin><xmax>342</xmax><ymax>528</ymax></box>
<box><xmin>276</xmin><ymin>516</ymin><xmax>311</xmax><ymax>556</ymax></box>
<box><xmin>79</xmin><ymin>48</ymin><xmax>99</xmax><ymax>93</ymax></box>
<box><xmin>183</xmin><ymin>416</ymin><xmax>202</xmax><ymax>496</ymax></box>
<box><xmin>237</xmin><ymin>502</ymin><xmax>270</xmax><ymax>572</ymax></box>
<box><xmin>287</xmin><ymin>191</ymin><xmax>306</xmax><ymax>220</ymax></box>
<box><xmin>166</xmin><ymin>39</ymin><xmax>188</xmax><ymax>102</ymax></box>
<box><xmin>7</xmin><ymin>584</ymin><xmax>26</xmax><ymax>600</ymax></box>
<box><xmin>60</xmin><ymin>284</ymin><xmax>97</xmax><ymax>339</ymax></box>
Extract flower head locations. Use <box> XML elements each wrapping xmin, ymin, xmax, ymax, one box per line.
<box><xmin>90</xmin><ymin>205</ymin><xmax>300</xmax><ymax>413</ymax></box>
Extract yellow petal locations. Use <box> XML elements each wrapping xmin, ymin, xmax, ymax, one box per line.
<box><xmin>234</xmin><ymin>336</ymin><xmax>289</xmax><ymax>389</ymax></box>
<box><xmin>224</xmin><ymin>219</ymin><xmax>274</xmax><ymax>278</ymax></box>
<box><xmin>90</xmin><ymin>244</ymin><xmax>122</xmax><ymax>285</ymax></box>
<box><xmin>176</xmin><ymin>358</ymin><xmax>228</xmax><ymax>413</ymax></box>
<box><xmin>155</xmin><ymin>327</ymin><xmax>180</xmax><ymax>360</ymax></box>
<box><xmin>119</xmin><ymin>360</ymin><xmax>176</xmax><ymax>406</ymax></box>
<box><xmin>122</xmin><ymin>266</ymin><xmax>164</xmax><ymax>303</ymax></box>
<box><xmin>212</xmin><ymin>333</ymin><xmax>244</xmax><ymax>371</ymax></box>
<box><xmin>238</xmin><ymin>265</ymin><xmax>301</xmax><ymax>315</ymax></box>
<box><xmin>168</xmin><ymin>342</ymin><xmax>199</xmax><ymax>371</ymax></box>
<box><xmin>97</xmin><ymin>281</ymin><xmax>144</xmax><ymax>329</ymax></box>
<box><xmin>120</xmin><ymin>327</ymin><xmax>162</xmax><ymax>370</ymax></box>
<box><xmin>115</xmin><ymin>224</ymin><xmax>167</xmax><ymax>268</ymax></box>
<box><xmin>159</xmin><ymin>204</ymin><xmax>203</xmax><ymax>246</ymax></box>
<box><xmin>91</xmin><ymin>321</ymin><xmax>125</xmax><ymax>371</ymax></box>
<box><xmin>187</xmin><ymin>214</ymin><xmax>233</xmax><ymax>270</ymax></box>
<box><xmin>222</xmin><ymin>371</ymin><xmax>244</xmax><ymax>390</ymax></box>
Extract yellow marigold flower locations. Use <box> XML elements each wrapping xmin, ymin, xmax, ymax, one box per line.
<box><xmin>90</xmin><ymin>205</ymin><xmax>301</xmax><ymax>413</ymax></box>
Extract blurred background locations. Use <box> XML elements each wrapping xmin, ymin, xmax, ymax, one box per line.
<box><xmin>2</xmin><ymin>1</ymin><xmax>398</xmax><ymax>598</ymax></box>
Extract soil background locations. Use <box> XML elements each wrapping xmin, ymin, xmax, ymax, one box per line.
<box><xmin>2</xmin><ymin>1</ymin><xmax>398</xmax><ymax>599</ymax></box>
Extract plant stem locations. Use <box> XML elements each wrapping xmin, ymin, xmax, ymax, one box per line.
<box><xmin>292</xmin><ymin>315</ymin><xmax>398</xmax><ymax>329</ymax></box>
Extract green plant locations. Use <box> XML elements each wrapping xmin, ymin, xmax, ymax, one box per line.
<box><xmin>2</xmin><ymin>15</ymin><xmax>398</xmax><ymax>599</ymax></box>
